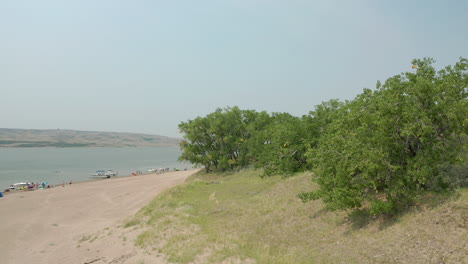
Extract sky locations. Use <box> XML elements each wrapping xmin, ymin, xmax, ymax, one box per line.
<box><xmin>1</xmin><ymin>0</ymin><xmax>467</xmax><ymax>138</ymax></box>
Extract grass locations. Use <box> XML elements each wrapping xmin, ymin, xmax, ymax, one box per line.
<box><xmin>125</xmin><ymin>169</ymin><xmax>467</xmax><ymax>264</ymax></box>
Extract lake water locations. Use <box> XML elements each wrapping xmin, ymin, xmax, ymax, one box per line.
<box><xmin>0</xmin><ymin>147</ymin><xmax>190</xmax><ymax>190</ymax></box>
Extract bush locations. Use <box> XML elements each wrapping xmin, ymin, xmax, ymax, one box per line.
<box><xmin>302</xmin><ymin>58</ymin><xmax>468</xmax><ymax>214</ymax></box>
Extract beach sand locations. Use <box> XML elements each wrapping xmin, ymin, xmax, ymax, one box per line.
<box><xmin>0</xmin><ymin>169</ymin><xmax>199</xmax><ymax>264</ymax></box>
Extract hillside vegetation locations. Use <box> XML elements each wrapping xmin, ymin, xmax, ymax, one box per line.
<box><xmin>0</xmin><ymin>128</ymin><xmax>180</xmax><ymax>147</ymax></box>
<box><xmin>178</xmin><ymin>58</ymin><xmax>467</xmax><ymax>215</ymax></box>
<box><xmin>122</xmin><ymin>58</ymin><xmax>467</xmax><ymax>263</ymax></box>
<box><xmin>125</xmin><ymin>169</ymin><xmax>467</xmax><ymax>264</ymax></box>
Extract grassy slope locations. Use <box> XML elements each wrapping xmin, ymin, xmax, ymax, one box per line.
<box><xmin>125</xmin><ymin>170</ymin><xmax>467</xmax><ymax>264</ymax></box>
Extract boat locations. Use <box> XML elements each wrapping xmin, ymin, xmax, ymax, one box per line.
<box><xmin>10</xmin><ymin>182</ymin><xmax>32</xmax><ymax>189</ymax></box>
<box><xmin>90</xmin><ymin>170</ymin><xmax>117</xmax><ymax>178</ymax></box>
<box><xmin>91</xmin><ymin>170</ymin><xmax>106</xmax><ymax>177</ymax></box>
<box><xmin>105</xmin><ymin>170</ymin><xmax>117</xmax><ymax>177</ymax></box>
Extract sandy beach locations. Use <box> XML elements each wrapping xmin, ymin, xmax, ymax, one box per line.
<box><xmin>0</xmin><ymin>169</ymin><xmax>199</xmax><ymax>264</ymax></box>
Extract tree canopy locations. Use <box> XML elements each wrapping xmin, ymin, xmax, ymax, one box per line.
<box><xmin>178</xmin><ymin>107</ymin><xmax>270</xmax><ymax>172</ymax></box>
<box><xmin>300</xmin><ymin>58</ymin><xmax>467</xmax><ymax>214</ymax></box>
<box><xmin>179</xmin><ymin>58</ymin><xmax>467</xmax><ymax>214</ymax></box>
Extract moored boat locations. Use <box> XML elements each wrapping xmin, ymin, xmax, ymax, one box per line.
<box><xmin>10</xmin><ymin>182</ymin><xmax>32</xmax><ymax>189</ymax></box>
<box><xmin>90</xmin><ymin>170</ymin><xmax>117</xmax><ymax>178</ymax></box>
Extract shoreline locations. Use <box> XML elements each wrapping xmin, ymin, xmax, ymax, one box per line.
<box><xmin>1</xmin><ymin>169</ymin><xmax>190</xmax><ymax>196</ymax></box>
<box><xmin>0</xmin><ymin>169</ymin><xmax>199</xmax><ymax>264</ymax></box>
<box><xmin>0</xmin><ymin>147</ymin><xmax>187</xmax><ymax>191</ymax></box>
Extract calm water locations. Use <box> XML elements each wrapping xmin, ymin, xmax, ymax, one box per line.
<box><xmin>0</xmin><ymin>147</ymin><xmax>190</xmax><ymax>189</ymax></box>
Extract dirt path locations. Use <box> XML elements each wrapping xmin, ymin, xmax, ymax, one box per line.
<box><xmin>0</xmin><ymin>170</ymin><xmax>198</xmax><ymax>264</ymax></box>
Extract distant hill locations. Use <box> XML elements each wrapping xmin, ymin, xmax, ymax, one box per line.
<box><xmin>0</xmin><ymin>128</ymin><xmax>180</xmax><ymax>148</ymax></box>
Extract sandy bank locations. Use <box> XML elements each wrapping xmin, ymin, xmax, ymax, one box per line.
<box><xmin>0</xmin><ymin>169</ymin><xmax>199</xmax><ymax>264</ymax></box>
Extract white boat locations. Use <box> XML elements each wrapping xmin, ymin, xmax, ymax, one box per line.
<box><xmin>90</xmin><ymin>170</ymin><xmax>117</xmax><ymax>178</ymax></box>
<box><xmin>91</xmin><ymin>170</ymin><xmax>106</xmax><ymax>177</ymax></box>
<box><xmin>10</xmin><ymin>182</ymin><xmax>31</xmax><ymax>189</ymax></box>
<box><xmin>105</xmin><ymin>170</ymin><xmax>117</xmax><ymax>177</ymax></box>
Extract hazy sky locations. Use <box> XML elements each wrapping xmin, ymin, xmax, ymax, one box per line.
<box><xmin>2</xmin><ymin>0</ymin><xmax>467</xmax><ymax>138</ymax></box>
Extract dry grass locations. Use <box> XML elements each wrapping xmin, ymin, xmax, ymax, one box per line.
<box><xmin>125</xmin><ymin>169</ymin><xmax>467</xmax><ymax>264</ymax></box>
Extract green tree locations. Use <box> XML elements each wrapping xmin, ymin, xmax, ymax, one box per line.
<box><xmin>178</xmin><ymin>115</ymin><xmax>216</xmax><ymax>173</ymax></box>
<box><xmin>239</xmin><ymin>110</ymin><xmax>272</xmax><ymax>167</ymax></box>
<box><xmin>300</xmin><ymin>58</ymin><xmax>468</xmax><ymax>214</ymax></box>
<box><xmin>179</xmin><ymin>107</ymin><xmax>269</xmax><ymax>172</ymax></box>
<box><xmin>253</xmin><ymin>113</ymin><xmax>309</xmax><ymax>176</ymax></box>
<box><xmin>304</xmin><ymin>99</ymin><xmax>346</xmax><ymax>156</ymax></box>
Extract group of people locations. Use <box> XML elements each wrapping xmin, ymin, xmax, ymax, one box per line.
<box><xmin>133</xmin><ymin>168</ymin><xmax>172</xmax><ymax>176</ymax></box>
<box><xmin>4</xmin><ymin>182</ymin><xmax>52</xmax><ymax>193</ymax></box>
<box><xmin>158</xmin><ymin>168</ymin><xmax>171</xmax><ymax>174</ymax></box>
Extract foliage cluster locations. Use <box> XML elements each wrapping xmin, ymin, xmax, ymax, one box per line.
<box><xmin>179</xmin><ymin>58</ymin><xmax>467</xmax><ymax>214</ymax></box>
<box><xmin>178</xmin><ymin>107</ymin><xmax>271</xmax><ymax>173</ymax></box>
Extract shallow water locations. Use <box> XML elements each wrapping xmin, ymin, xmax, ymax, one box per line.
<box><xmin>0</xmin><ymin>147</ymin><xmax>189</xmax><ymax>189</ymax></box>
